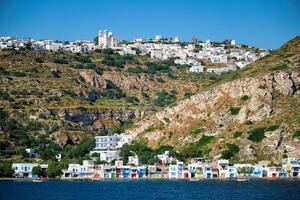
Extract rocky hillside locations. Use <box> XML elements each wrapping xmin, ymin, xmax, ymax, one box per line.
<box><xmin>0</xmin><ymin>48</ymin><xmax>218</xmax><ymax>160</ymax></box>
<box><xmin>128</xmin><ymin>36</ymin><xmax>300</xmax><ymax>165</ymax></box>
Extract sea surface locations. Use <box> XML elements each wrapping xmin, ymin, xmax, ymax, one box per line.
<box><xmin>1</xmin><ymin>179</ymin><xmax>300</xmax><ymax>200</ymax></box>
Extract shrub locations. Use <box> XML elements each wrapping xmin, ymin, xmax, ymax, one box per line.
<box><xmin>266</xmin><ymin>124</ymin><xmax>280</xmax><ymax>132</ymax></box>
<box><xmin>156</xmin><ymin>77</ymin><xmax>165</xmax><ymax>83</ymax></box>
<box><xmin>32</xmin><ymin>166</ymin><xmax>44</xmax><ymax>177</ymax></box>
<box><xmin>0</xmin><ymin>91</ymin><xmax>10</xmax><ymax>100</ymax></box>
<box><xmin>271</xmin><ymin>64</ymin><xmax>288</xmax><ymax>71</ymax></box>
<box><xmin>184</xmin><ymin>91</ymin><xmax>192</xmax><ymax>98</ymax></box>
<box><xmin>192</xmin><ymin>127</ymin><xmax>205</xmax><ymax>136</ymax></box>
<box><xmin>195</xmin><ymin>135</ymin><xmax>214</xmax><ymax>147</ymax></box>
<box><xmin>127</xmin><ymin>66</ymin><xmax>143</xmax><ymax>74</ymax></box>
<box><xmin>126</xmin><ymin>96</ymin><xmax>140</xmax><ymax>104</ymax></box>
<box><xmin>248</xmin><ymin>127</ymin><xmax>266</xmax><ymax>142</ymax></box>
<box><xmin>221</xmin><ymin>143</ymin><xmax>240</xmax><ymax>159</ymax></box>
<box><xmin>144</xmin><ymin>62</ymin><xmax>171</xmax><ymax>74</ymax></box>
<box><xmin>10</xmin><ymin>71</ymin><xmax>27</xmax><ymax>77</ymax></box>
<box><xmin>0</xmin><ymin>162</ymin><xmax>14</xmax><ymax>177</ymax></box>
<box><xmin>74</xmin><ymin>55</ymin><xmax>91</xmax><ymax>63</ymax></box>
<box><xmin>293</xmin><ymin>130</ymin><xmax>300</xmax><ymax>138</ymax></box>
<box><xmin>52</xmin><ymin>57</ymin><xmax>69</xmax><ymax>64</ymax></box>
<box><xmin>154</xmin><ymin>91</ymin><xmax>176</xmax><ymax>107</ymax></box>
<box><xmin>241</xmin><ymin>95</ymin><xmax>249</xmax><ymax>101</ymax></box>
<box><xmin>233</xmin><ymin>131</ymin><xmax>243</xmax><ymax>138</ymax></box>
<box><xmin>34</xmin><ymin>57</ymin><xmax>44</xmax><ymax>63</ymax></box>
<box><xmin>229</xmin><ymin>106</ymin><xmax>241</xmax><ymax>115</ymax></box>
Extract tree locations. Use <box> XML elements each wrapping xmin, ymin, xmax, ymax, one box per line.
<box><xmin>46</xmin><ymin>162</ymin><xmax>63</xmax><ymax>178</ymax></box>
<box><xmin>32</xmin><ymin>166</ymin><xmax>44</xmax><ymax>177</ymax></box>
<box><xmin>0</xmin><ymin>162</ymin><xmax>14</xmax><ymax>177</ymax></box>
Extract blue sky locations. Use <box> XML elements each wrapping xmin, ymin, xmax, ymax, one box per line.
<box><xmin>0</xmin><ymin>0</ymin><xmax>299</xmax><ymax>49</ymax></box>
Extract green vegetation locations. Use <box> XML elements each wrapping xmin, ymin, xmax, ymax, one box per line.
<box><xmin>127</xmin><ymin>66</ymin><xmax>143</xmax><ymax>74</ymax></box>
<box><xmin>32</xmin><ymin>166</ymin><xmax>45</xmax><ymax>177</ymax></box>
<box><xmin>46</xmin><ymin>161</ymin><xmax>66</xmax><ymax>178</ymax></box>
<box><xmin>221</xmin><ymin>143</ymin><xmax>240</xmax><ymax>159</ymax></box>
<box><xmin>126</xmin><ymin>96</ymin><xmax>140</xmax><ymax>104</ymax></box>
<box><xmin>63</xmin><ymin>136</ymin><xmax>95</xmax><ymax>159</ymax></box>
<box><xmin>293</xmin><ymin>130</ymin><xmax>300</xmax><ymax>138</ymax></box>
<box><xmin>0</xmin><ymin>162</ymin><xmax>14</xmax><ymax>177</ymax></box>
<box><xmin>241</xmin><ymin>95</ymin><xmax>249</xmax><ymax>101</ymax></box>
<box><xmin>195</xmin><ymin>135</ymin><xmax>215</xmax><ymax>147</ymax></box>
<box><xmin>154</xmin><ymin>91</ymin><xmax>176</xmax><ymax>107</ymax></box>
<box><xmin>248</xmin><ymin>127</ymin><xmax>266</xmax><ymax>142</ymax></box>
<box><xmin>271</xmin><ymin>64</ymin><xmax>288</xmax><ymax>71</ymax></box>
<box><xmin>191</xmin><ymin>127</ymin><xmax>205</xmax><ymax>136</ymax></box>
<box><xmin>144</xmin><ymin>62</ymin><xmax>172</xmax><ymax>74</ymax></box>
<box><xmin>52</xmin><ymin>56</ymin><xmax>69</xmax><ymax>64</ymax></box>
<box><xmin>265</xmin><ymin>124</ymin><xmax>280</xmax><ymax>132</ymax></box>
<box><xmin>229</xmin><ymin>106</ymin><xmax>241</xmax><ymax>115</ymax></box>
<box><xmin>233</xmin><ymin>131</ymin><xmax>243</xmax><ymax>138</ymax></box>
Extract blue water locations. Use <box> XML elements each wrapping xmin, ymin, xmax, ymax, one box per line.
<box><xmin>1</xmin><ymin>179</ymin><xmax>300</xmax><ymax>200</ymax></box>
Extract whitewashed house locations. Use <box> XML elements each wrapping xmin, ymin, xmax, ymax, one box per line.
<box><xmin>12</xmin><ymin>163</ymin><xmax>48</xmax><ymax>178</ymax></box>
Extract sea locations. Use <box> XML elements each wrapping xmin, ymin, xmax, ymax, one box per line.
<box><xmin>1</xmin><ymin>179</ymin><xmax>300</xmax><ymax>200</ymax></box>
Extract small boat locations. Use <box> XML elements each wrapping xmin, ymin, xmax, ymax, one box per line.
<box><xmin>32</xmin><ymin>180</ymin><xmax>43</xmax><ymax>182</ymax></box>
<box><xmin>237</xmin><ymin>178</ymin><xmax>249</xmax><ymax>182</ymax></box>
<box><xmin>189</xmin><ymin>178</ymin><xmax>199</xmax><ymax>181</ymax></box>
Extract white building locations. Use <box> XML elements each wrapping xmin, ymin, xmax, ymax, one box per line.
<box><xmin>65</xmin><ymin>160</ymin><xmax>94</xmax><ymax>178</ymax></box>
<box><xmin>189</xmin><ymin>65</ymin><xmax>204</xmax><ymax>73</ymax></box>
<box><xmin>128</xmin><ymin>155</ymin><xmax>139</xmax><ymax>166</ymax></box>
<box><xmin>90</xmin><ymin>133</ymin><xmax>133</xmax><ymax>163</ymax></box>
<box><xmin>173</xmin><ymin>36</ymin><xmax>180</xmax><ymax>43</ymax></box>
<box><xmin>12</xmin><ymin>163</ymin><xmax>48</xmax><ymax>178</ymax></box>
<box><xmin>155</xmin><ymin>35</ymin><xmax>162</xmax><ymax>41</ymax></box>
<box><xmin>157</xmin><ymin>151</ymin><xmax>175</xmax><ymax>165</ymax></box>
<box><xmin>98</xmin><ymin>29</ymin><xmax>120</xmax><ymax>48</ymax></box>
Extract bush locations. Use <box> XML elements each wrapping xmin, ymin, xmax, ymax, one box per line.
<box><xmin>126</xmin><ymin>96</ymin><xmax>139</xmax><ymax>104</ymax></box>
<box><xmin>248</xmin><ymin>127</ymin><xmax>266</xmax><ymax>142</ymax></box>
<box><xmin>191</xmin><ymin>127</ymin><xmax>205</xmax><ymax>136</ymax></box>
<box><xmin>241</xmin><ymin>95</ymin><xmax>249</xmax><ymax>101</ymax></box>
<box><xmin>293</xmin><ymin>130</ymin><xmax>300</xmax><ymax>138</ymax></box>
<box><xmin>34</xmin><ymin>57</ymin><xmax>44</xmax><ymax>63</ymax></box>
<box><xmin>221</xmin><ymin>143</ymin><xmax>240</xmax><ymax>159</ymax></box>
<box><xmin>195</xmin><ymin>135</ymin><xmax>214</xmax><ymax>147</ymax></box>
<box><xmin>229</xmin><ymin>106</ymin><xmax>241</xmax><ymax>115</ymax></box>
<box><xmin>10</xmin><ymin>71</ymin><xmax>27</xmax><ymax>77</ymax></box>
<box><xmin>271</xmin><ymin>64</ymin><xmax>288</xmax><ymax>71</ymax></box>
<box><xmin>144</xmin><ymin>62</ymin><xmax>171</xmax><ymax>74</ymax></box>
<box><xmin>0</xmin><ymin>162</ymin><xmax>14</xmax><ymax>177</ymax></box>
<box><xmin>127</xmin><ymin>66</ymin><xmax>143</xmax><ymax>74</ymax></box>
<box><xmin>52</xmin><ymin>57</ymin><xmax>69</xmax><ymax>64</ymax></box>
<box><xmin>265</xmin><ymin>124</ymin><xmax>280</xmax><ymax>132</ymax></box>
<box><xmin>154</xmin><ymin>91</ymin><xmax>176</xmax><ymax>107</ymax></box>
<box><xmin>46</xmin><ymin>162</ymin><xmax>63</xmax><ymax>178</ymax></box>
<box><xmin>184</xmin><ymin>91</ymin><xmax>192</xmax><ymax>98</ymax></box>
<box><xmin>233</xmin><ymin>131</ymin><xmax>243</xmax><ymax>138</ymax></box>
<box><xmin>32</xmin><ymin>166</ymin><xmax>44</xmax><ymax>177</ymax></box>
<box><xmin>74</xmin><ymin>55</ymin><xmax>91</xmax><ymax>63</ymax></box>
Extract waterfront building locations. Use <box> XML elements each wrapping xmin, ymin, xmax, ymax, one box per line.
<box><xmin>250</xmin><ymin>165</ymin><xmax>264</xmax><ymax>178</ymax></box>
<box><xmin>282</xmin><ymin>158</ymin><xmax>300</xmax><ymax>177</ymax></box>
<box><xmin>137</xmin><ymin>166</ymin><xmax>147</xmax><ymax>178</ymax></box>
<box><xmin>66</xmin><ymin>160</ymin><xmax>94</xmax><ymax>178</ymax></box>
<box><xmin>12</xmin><ymin>163</ymin><xmax>48</xmax><ymax>178</ymax></box>
<box><xmin>90</xmin><ymin>133</ymin><xmax>133</xmax><ymax>163</ymax></box>
<box><xmin>169</xmin><ymin>162</ymin><xmax>184</xmax><ymax>179</ymax></box>
<box><xmin>217</xmin><ymin>160</ymin><xmax>229</xmax><ymax>178</ymax></box>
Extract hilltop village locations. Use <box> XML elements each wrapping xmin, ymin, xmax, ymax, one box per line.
<box><xmin>11</xmin><ymin>133</ymin><xmax>300</xmax><ymax>180</ymax></box>
<box><xmin>1</xmin><ymin>31</ymin><xmax>299</xmax><ymax>181</ymax></box>
<box><xmin>0</xmin><ymin>30</ymin><xmax>268</xmax><ymax>75</ymax></box>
